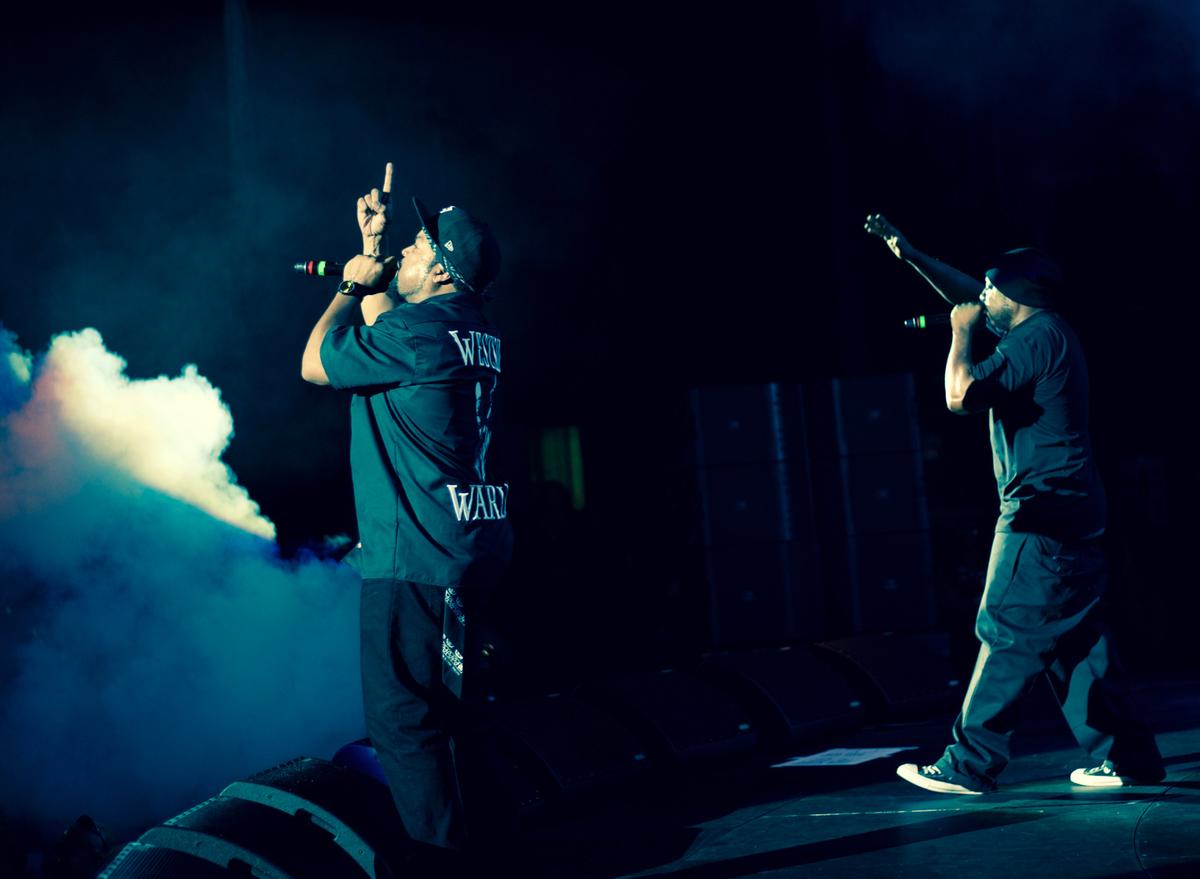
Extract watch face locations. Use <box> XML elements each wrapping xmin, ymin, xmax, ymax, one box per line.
<box><xmin>338</xmin><ymin>281</ymin><xmax>355</xmax><ymax>294</ymax></box>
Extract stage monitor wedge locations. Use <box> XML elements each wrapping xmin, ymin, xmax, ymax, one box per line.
<box><xmin>219</xmin><ymin>756</ymin><xmax>405</xmax><ymax>879</ymax></box>
<box><xmin>98</xmin><ymin>842</ymin><xmax>230</xmax><ymax>879</ymax></box>
<box><xmin>137</xmin><ymin>795</ymin><xmax>368</xmax><ymax>879</ymax></box>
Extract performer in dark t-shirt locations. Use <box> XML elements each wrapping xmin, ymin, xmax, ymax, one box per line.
<box><xmin>865</xmin><ymin>214</ymin><xmax>1164</xmax><ymax>795</ymax></box>
<box><xmin>302</xmin><ymin>163</ymin><xmax>510</xmax><ymax>865</ymax></box>
<box><xmin>968</xmin><ymin>308</ymin><xmax>1106</xmax><ymax>540</ymax></box>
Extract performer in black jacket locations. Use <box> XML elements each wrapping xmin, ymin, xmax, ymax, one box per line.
<box><xmin>303</xmin><ymin>163</ymin><xmax>511</xmax><ymax>860</ymax></box>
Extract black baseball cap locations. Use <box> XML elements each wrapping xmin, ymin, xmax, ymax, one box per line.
<box><xmin>412</xmin><ymin>198</ymin><xmax>502</xmax><ymax>297</ymax></box>
<box><xmin>985</xmin><ymin>247</ymin><xmax>1063</xmax><ymax>308</ymax></box>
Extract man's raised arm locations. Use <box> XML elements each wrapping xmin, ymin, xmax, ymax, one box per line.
<box><xmin>864</xmin><ymin>213</ymin><xmax>983</xmax><ymax>305</ymax></box>
<box><xmin>301</xmin><ymin>163</ymin><xmax>396</xmax><ymax>385</ymax></box>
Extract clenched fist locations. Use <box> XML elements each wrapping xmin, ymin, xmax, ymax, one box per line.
<box><xmin>864</xmin><ymin>213</ymin><xmax>911</xmax><ymax>260</ymax></box>
<box><xmin>950</xmin><ymin>302</ymin><xmax>983</xmax><ymax>334</ymax></box>
<box><xmin>342</xmin><ymin>254</ymin><xmax>397</xmax><ymax>293</ymax></box>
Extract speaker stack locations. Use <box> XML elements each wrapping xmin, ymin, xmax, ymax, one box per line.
<box><xmin>688</xmin><ymin>383</ymin><xmax>823</xmax><ymax>647</ymax></box>
<box><xmin>805</xmin><ymin>374</ymin><xmax>936</xmax><ymax>634</ymax></box>
<box><xmin>688</xmin><ymin>375</ymin><xmax>936</xmax><ymax>646</ymax></box>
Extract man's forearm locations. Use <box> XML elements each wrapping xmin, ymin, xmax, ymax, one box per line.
<box><xmin>944</xmin><ymin>329</ymin><xmax>975</xmax><ymax>413</ymax></box>
<box><xmin>904</xmin><ymin>247</ymin><xmax>984</xmax><ymax>306</ymax></box>
<box><xmin>301</xmin><ymin>293</ymin><xmax>359</xmax><ymax>385</ymax></box>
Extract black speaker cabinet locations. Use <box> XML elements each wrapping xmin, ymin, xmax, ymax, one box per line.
<box><xmin>819</xmin><ymin>530</ymin><xmax>936</xmax><ymax>633</ymax></box>
<box><xmin>688</xmin><ymin>383</ymin><xmax>807</xmax><ymax>467</ymax></box>
<box><xmin>704</xmin><ymin>540</ymin><xmax>824</xmax><ymax>645</ymax></box>
<box><xmin>805</xmin><ymin>374</ymin><xmax>922</xmax><ymax>458</ymax></box>
<box><xmin>694</xmin><ymin>461</ymin><xmax>815</xmax><ymax>544</ymax></box>
<box><xmin>811</xmin><ymin>450</ymin><xmax>931</xmax><ymax>537</ymax></box>
<box><xmin>689</xmin><ymin>386</ymin><xmax>822</xmax><ymax>647</ymax></box>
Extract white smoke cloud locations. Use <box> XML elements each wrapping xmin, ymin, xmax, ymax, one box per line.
<box><xmin>0</xmin><ymin>325</ymin><xmax>363</xmax><ymax>839</ymax></box>
<box><xmin>19</xmin><ymin>327</ymin><xmax>273</xmax><ymax>538</ymax></box>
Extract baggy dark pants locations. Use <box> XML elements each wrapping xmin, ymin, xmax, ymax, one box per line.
<box><xmin>360</xmin><ymin>578</ymin><xmax>477</xmax><ymax>852</ymax></box>
<box><xmin>940</xmin><ymin>532</ymin><xmax>1163</xmax><ymax>790</ymax></box>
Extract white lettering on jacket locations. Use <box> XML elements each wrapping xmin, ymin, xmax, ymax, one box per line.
<box><xmin>446</xmin><ymin>483</ymin><xmax>509</xmax><ymax>522</ymax></box>
<box><xmin>448</xmin><ymin>330</ymin><xmax>502</xmax><ymax>372</ymax></box>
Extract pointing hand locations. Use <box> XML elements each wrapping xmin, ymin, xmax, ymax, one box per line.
<box><xmin>358</xmin><ymin>162</ymin><xmax>393</xmax><ymax>257</ymax></box>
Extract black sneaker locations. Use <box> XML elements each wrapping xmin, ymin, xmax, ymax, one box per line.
<box><xmin>1069</xmin><ymin>760</ymin><xmax>1166</xmax><ymax>787</ymax></box>
<box><xmin>896</xmin><ymin>763</ymin><xmax>986</xmax><ymax>795</ymax></box>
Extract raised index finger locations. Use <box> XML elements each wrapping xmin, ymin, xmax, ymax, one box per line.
<box><xmin>380</xmin><ymin>162</ymin><xmax>393</xmax><ymax>205</ymax></box>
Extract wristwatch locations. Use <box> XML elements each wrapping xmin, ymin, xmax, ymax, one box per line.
<box><xmin>337</xmin><ymin>279</ymin><xmax>362</xmax><ymax>297</ymax></box>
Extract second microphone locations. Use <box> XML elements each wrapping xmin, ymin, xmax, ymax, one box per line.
<box><xmin>903</xmin><ymin>313</ymin><xmax>952</xmax><ymax>329</ymax></box>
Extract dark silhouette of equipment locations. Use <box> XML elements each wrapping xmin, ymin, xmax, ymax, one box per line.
<box><xmin>805</xmin><ymin>375</ymin><xmax>935</xmax><ymax>634</ymax></box>
<box><xmin>699</xmin><ymin>646</ymin><xmax>866</xmax><ymax>747</ymax></box>
<box><xmin>137</xmin><ymin>796</ymin><xmax>364</xmax><ymax>878</ymax></box>
<box><xmin>580</xmin><ymin>668</ymin><xmax>760</xmax><ymax>765</ymax></box>
<box><xmin>815</xmin><ymin>632</ymin><xmax>964</xmax><ymax>721</ymax></box>
<box><xmin>487</xmin><ymin>693</ymin><xmax>653</xmax><ymax>799</ymax></box>
<box><xmin>101</xmin><ymin>758</ymin><xmax>406</xmax><ymax>879</ymax></box>
<box><xmin>688</xmin><ymin>375</ymin><xmax>936</xmax><ymax>645</ymax></box>
<box><xmin>98</xmin><ymin>843</ymin><xmax>229</xmax><ymax>878</ymax></box>
<box><xmin>688</xmin><ymin>383</ymin><xmax>823</xmax><ymax>646</ymax></box>
<box><xmin>218</xmin><ymin>757</ymin><xmax>406</xmax><ymax>876</ymax></box>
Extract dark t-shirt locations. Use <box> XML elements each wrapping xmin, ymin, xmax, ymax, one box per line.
<box><xmin>320</xmin><ymin>290</ymin><xmax>512</xmax><ymax>587</ymax></box>
<box><xmin>966</xmin><ymin>310</ymin><xmax>1106</xmax><ymax>540</ymax></box>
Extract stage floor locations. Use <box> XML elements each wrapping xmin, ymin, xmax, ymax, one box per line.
<box><xmin>515</xmin><ymin>675</ymin><xmax>1200</xmax><ymax>879</ymax></box>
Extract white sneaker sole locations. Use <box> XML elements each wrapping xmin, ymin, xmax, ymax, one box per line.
<box><xmin>1069</xmin><ymin>768</ymin><xmax>1128</xmax><ymax>787</ymax></box>
<box><xmin>896</xmin><ymin>763</ymin><xmax>984</xmax><ymax>795</ymax></box>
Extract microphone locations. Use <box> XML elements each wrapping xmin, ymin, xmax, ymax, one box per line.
<box><xmin>293</xmin><ymin>259</ymin><xmax>344</xmax><ymax>278</ymax></box>
<box><xmin>903</xmin><ymin>313</ymin><xmax>951</xmax><ymax>329</ymax></box>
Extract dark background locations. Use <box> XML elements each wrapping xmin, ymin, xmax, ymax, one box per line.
<box><xmin>2</xmin><ymin>0</ymin><xmax>1195</xmax><ymax>679</ymax></box>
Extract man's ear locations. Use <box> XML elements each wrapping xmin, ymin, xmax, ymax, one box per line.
<box><xmin>431</xmin><ymin>263</ymin><xmax>453</xmax><ymax>286</ymax></box>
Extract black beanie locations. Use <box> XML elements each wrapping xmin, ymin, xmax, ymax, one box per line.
<box><xmin>984</xmin><ymin>248</ymin><xmax>1063</xmax><ymax>308</ymax></box>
